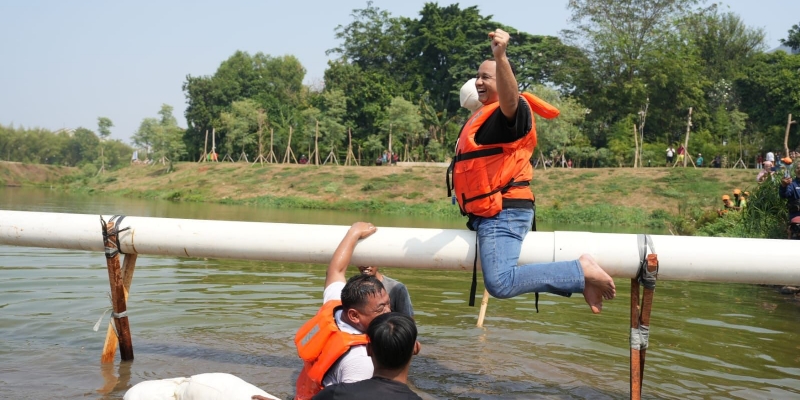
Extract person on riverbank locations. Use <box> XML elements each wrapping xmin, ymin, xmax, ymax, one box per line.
<box><xmin>357</xmin><ymin>266</ymin><xmax>414</xmax><ymax>318</ymax></box>
<box><xmin>447</xmin><ymin>28</ymin><xmax>615</xmax><ymax>314</ymax></box>
<box><xmin>718</xmin><ymin>194</ymin><xmax>735</xmax><ymax>216</ymax></box>
<box><xmin>291</xmin><ymin>222</ymin><xmax>391</xmax><ymax>400</ymax></box>
<box><xmin>733</xmin><ymin>189</ymin><xmax>747</xmax><ymax>210</ymax></box>
<box><xmin>780</xmin><ymin>163</ymin><xmax>800</xmax><ymax>239</ymax></box>
<box><xmin>766</xmin><ymin>151</ymin><xmax>775</xmax><ymax>169</ymax></box>
<box><xmin>696</xmin><ymin>153</ymin><xmax>703</xmax><ymax>167</ymax></box>
<box><xmin>712</xmin><ymin>155</ymin><xmax>721</xmax><ymax>168</ymax></box>
<box><xmin>676</xmin><ymin>145</ymin><xmax>685</xmax><ymax>165</ymax></box>
<box><xmin>311</xmin><ymin>312</ymin><xmax>423</xmax><ymax>400</ymax></box>
<box><xmin>666</xmin><ymin>145</ymin><xmax>675</xmax><ymax>166</ymax></box>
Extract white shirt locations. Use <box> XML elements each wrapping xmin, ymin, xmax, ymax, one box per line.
<box><xmin>666</xmin><ymin>147</ymin><xmax>674</xmax><ymax>157</ymax></box>
<box><xmin>320</xmin><ymin>281</ymin><xmax>373</xmax><ymax>387</ymax></box>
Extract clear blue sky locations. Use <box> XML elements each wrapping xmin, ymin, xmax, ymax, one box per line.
<box><xmin>1</xmin><ymin>0</ymin><xmax>796</xmax><ymax>142</ymax></box>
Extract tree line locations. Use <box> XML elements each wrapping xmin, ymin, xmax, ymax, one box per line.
<box><xmin>4</xmin><ymin>1</ymin><xmax>800</xmax><ymax>171</ymax></box>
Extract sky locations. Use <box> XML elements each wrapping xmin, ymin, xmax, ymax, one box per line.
<box><xmin>1</xmin><ymin>0</ymin><xmax>797</xmax><ymax>143</ymax></box>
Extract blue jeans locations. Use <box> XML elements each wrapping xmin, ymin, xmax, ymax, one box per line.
<box><xmin>471</xmin><ymin>208</ymin><xmax>584</xmax><ymax>299</ymax></box>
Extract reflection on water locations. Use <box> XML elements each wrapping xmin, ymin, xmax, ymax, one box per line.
<box><xmin>1</xmin><ymin>186</ymin><xmax>800</xmax><ymax>399</ymax></box>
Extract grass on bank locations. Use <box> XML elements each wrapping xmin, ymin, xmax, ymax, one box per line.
<box><xmin>34</xmin><ymin>161</ymin><xmax>758</xmax><ymax>229</ymax></box>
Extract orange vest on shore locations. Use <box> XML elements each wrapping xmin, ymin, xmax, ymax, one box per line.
<box><xmin>293</xmin><ymin>300</ymin><xmax>369</xmax><ymax>400</ymax></box>
<box><xmin>448</xmin><ymin>92</ymin><xmax>559</xmax><ymax>218</ymax></box>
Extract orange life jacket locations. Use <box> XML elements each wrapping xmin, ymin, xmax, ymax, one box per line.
<box><xmin>447</xmin><ymin>92</ymin><xmax>559</xmax><ymax>218</ymax></box>
<box><xmin>293</xmin><ymin>300</ymin><xmax>369</xmax><ymax>400</ymax></box>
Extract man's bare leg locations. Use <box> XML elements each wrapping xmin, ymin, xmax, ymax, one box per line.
<box><xmin>579</xmin><ymin>254</ymin><xmax>616</xmax><ymax>314</ymax></box>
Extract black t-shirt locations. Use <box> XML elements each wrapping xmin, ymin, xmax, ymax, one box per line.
<box><xmin>473</xmin><ymin>96</ymin><xmax>532</xmax><ymax>145</ymax></box>
<box><xmin>312</xmin><ymin>376</ymin><xmax>423</xmax><ymax>400</ymax></box>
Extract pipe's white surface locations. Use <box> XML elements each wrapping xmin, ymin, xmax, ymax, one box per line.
<box><xmin>1</xmin><ymin>210</ymin><xmax>798</xmax><ymax>285</ymax></box>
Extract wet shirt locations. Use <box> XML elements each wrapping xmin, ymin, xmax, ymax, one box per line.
<box><xmin>312</xmin><ymin>376</ymin><xmax>423</xmax><ymax>400</ymax></box>
<box><xmin>381</xmin><ymin>275</ymin><xmax>414</xmax><ymax>318</ymax></box>
<box><xmin>320</xmin><ymin>281</ymin><xmax>373</xmax><ymax>387</ymax></box>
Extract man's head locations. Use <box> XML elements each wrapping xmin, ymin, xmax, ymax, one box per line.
<box><xmin>475</xmin><ymin>60</ymin><xmax>498</xmax><ymax>105</ymax></box>
<box><xmin>722</xmin><ymin>194</ymin><xmax>731</xmax><ymax>205</ymax></box>
<box><xmin>357</xmin><ymin>265</ymin><xmax>379</xmax><ymax>277</ymax></box>
<box><xmin>341</xmin><ymin>274</ymin><xmax>390</xmax><ymax>331</ymax></box>
<box><xmin>366</xmin><ymin>312</ymin><xmax>420</xmax><ymax>371</ymax></box>
<box><xmin>733</xmin><ymin>188</ymin><xmax>741</xmax><ymax>197</ymax></box>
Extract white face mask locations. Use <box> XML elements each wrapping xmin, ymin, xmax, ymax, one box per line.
<box><xmin>460</xmin><ymin>78</ymin><xmax>482</xmax><ymax>113</ymax></box>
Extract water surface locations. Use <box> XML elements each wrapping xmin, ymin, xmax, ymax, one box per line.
<box><xmin>1</xmin><ymin>187</ymin><xmax>798</xmax><ymax>399</ymax></box>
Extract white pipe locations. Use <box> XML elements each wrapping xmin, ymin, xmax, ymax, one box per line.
<box><xmin>1</xmin><ymin>210</ymin><xmax>798</xmax><ymax>285</ymax></box>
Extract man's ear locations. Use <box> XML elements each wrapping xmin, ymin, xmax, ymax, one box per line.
<box><xmin>413</xmin><ymin>340</ymin><xmax>421</xmax><ymax>356</ymax></box>
<box><xmin>346</xmin><ymin>308</ymin><xmax>360</xmax><ymax>324</ymax></box>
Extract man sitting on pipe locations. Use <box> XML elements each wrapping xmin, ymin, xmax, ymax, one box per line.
<box><xmin>286</xmin><ymin>222</ymin><xmax>390</xmax><ymax>400</ymax></box>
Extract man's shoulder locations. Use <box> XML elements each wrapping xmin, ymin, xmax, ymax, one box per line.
<box><xmin>323</xmin><ymin>281</ymin><xmax>346</xmax><ymax>303</ymax></box>
<box><xmin>319</xmin><ymin>377</ymin><xmax>422</xmax><ymax>399</ymax></box>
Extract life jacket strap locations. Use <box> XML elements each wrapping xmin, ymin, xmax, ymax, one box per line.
<box><xmin>460</xmin><ymin>180</ymin><xmax>529</xmax><ymax>208</ymax></box>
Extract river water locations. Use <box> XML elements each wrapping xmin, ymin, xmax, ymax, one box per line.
<box><xmin>1</xmin><ymin>187</ymin><xmax>799</xmax><ymax>399</ymax></box>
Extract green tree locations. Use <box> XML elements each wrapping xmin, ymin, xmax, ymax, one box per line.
<box><xmin>736</xmin><ymin>51</ymin><xmax>800</xmax><ymax>151</ymax></box>
<box><xmin>681</xmin><ymin>7</ymin><xmax>765</xmax><ymax>83</ymax></box>
<box><xmin>301</xmin><ymin>107</ymin><xmax>323</xmax><ymax>165</ymax></box>
<box><xmin>780</xmin><ymin>22</ymin><xmax>800</xmax><ymax>51</ymax></box>
<box><xmin>65</xmin><ymin>127</ymin><xmax>100</xmax><ymax>167</ymax></box>
<box><xmin>530</xmin><ymin>85</ymin><xmax>590</xmax><ymax>164</ymax></box>
<box><xmin>183</xmin><ymin>51</ymin><xmax>306</xmax><ymax>160</ymax></box>
<box><xmin>134</xmin><ymin>104</ymin><xmax>186</xmax><ymax>172</ymax></box>
<box><xmin>564</xmin><ymin>0</ymin><xmax>703</xmax><ymax>145</ymax></box>
<box><xmin>219</xmin><ymin>99</ymin><xmax>260</xmax><ymax>161</ymax></box>
<box><xmin>402</xmin><ymin>3</ymin><xmax>492</xmax><ymax>114</ymax></box>
<box><xmin>318</xmin><ymin>90</ymin><xmax>348</xmax><ymax>163</ymax></box>
<box><xmin>379</xmin><ymin>96</ymin><xmax>423</xmax><ymax>160</ymax></box>
<box><xmin>96</xmin><ymin>117</ymin><xmax>114</xmax><ymax>174</ymax></box>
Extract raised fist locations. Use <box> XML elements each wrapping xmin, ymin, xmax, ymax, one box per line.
<box><xmin>488</xmin><ymin>29</ymin><xmax>510</xmax><ymax>57</ymax></box>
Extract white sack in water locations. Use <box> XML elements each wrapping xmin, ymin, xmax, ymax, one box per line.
<box><xmin>124</xmin><ymin>373</ymin><xmax>279</xmax><ymax>400</ymax></box>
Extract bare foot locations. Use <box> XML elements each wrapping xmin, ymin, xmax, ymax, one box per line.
<box><xmin>579</xmin><ymin>254</ymin><xmax>616</xmax><ymax>314</ymax></box>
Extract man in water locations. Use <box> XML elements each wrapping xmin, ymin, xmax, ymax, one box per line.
<box><xmin>357</xmin><ymin>266</ymin><xmax>414</xmax><ymax>318</ymax></box>
<box><xmin>289</xmin><ymin>222</ymin><xmax>391</xmax><ymax>400</ymax></box>
<box><xmin>312</xmin><ymin>312</ymin><xmax>423</xmax><ymax>400</ymax></box>
<box><xmin>448</xmin><ymin>28</ymin><xmax>615</xmax><ymax>314</ymax></box>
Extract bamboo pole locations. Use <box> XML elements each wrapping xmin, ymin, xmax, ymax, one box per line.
<box><xmin>786</xmin><ymin>113</ymin><xmax>792</xmax><ymax>157</ymax></box>
<box><xmin>101</xmin><ymin>254</ymin><xmax>137</xmax><ymax>363</ymax></box>
<box><xmin>476</xmin><ymin>289</ymin><xmax>490</xmax><ymax>327</ymax></box>
<box><xmin>682</xmin><ymin>107</ymin><xmax>692</xmax><ymax>168</ymax></box>
<box><xmin>101</xmin><ymin>217</ymin><xmax>134</xmax><ymax>361</ymax></box>
<box><xmin>211</xmin><ymin>128</ymin><xmax>218</xmax><ymax>162</ymax></box>
<box><xmin>198</xmin><ymin>129</ymin><xmax>209</xmax><ymax>162</ymax></box>
<box><xmin>633</xmin><ymin>124</ymin><xmax>639</xmax><ymax>168</ymax></box>
<box><xmin>630</xmin><ymin>275</ymin><xmax>641</xmax><ymax>399</ymax></box>
<box><xmin>314</xmin><ymin>120</ymin><xmax>320</xmax><ymax>166</ymax></box>
<box><xmin>630</xmin><ymin>253</ymin><xmax>658</xmax><ymax>400</ymax></box>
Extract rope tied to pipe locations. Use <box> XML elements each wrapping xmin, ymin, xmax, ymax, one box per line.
<box><xmin>100</xmin><ymin>215</ymin><xmax>130</xmax><ymax>258</ymax></box>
